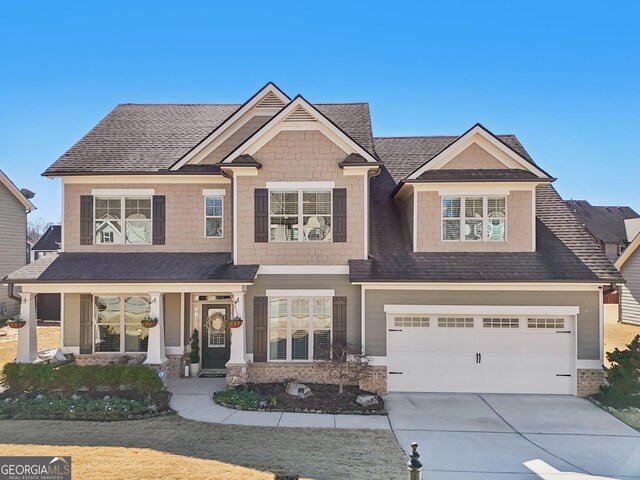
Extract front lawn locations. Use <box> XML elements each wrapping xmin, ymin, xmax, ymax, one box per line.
<box><xmin>0</xmin><ymin>416</ymin><xmax>406</xmax><ymax>480</ymax></box>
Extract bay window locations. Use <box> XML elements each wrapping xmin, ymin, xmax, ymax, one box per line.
<box><xmin>95</xmin><ymin>196</ymin><xmax>152</xmax><ymax>244</ymax></box>
<box><xmin>268</xmin><ymin>297</ymin><xmax>332</xmax><ymax>361</ymax></box>
<box><xmin>269</xmin><ymin>190</ymin><xmax>332</xmax><ymax>242</ymax></box>
<box><xmin>94</xmin><ymin>295</ymin><xmax>150</xmax><ymax>353</ymax></box>
<box><xmin>442</xmin><ymin>196</ymin><xmax>506</xmax><ymax>242</ymax></box>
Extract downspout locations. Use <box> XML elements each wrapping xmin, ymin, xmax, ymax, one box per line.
<box><xmin>219</xmin><ymin>168</ymin><xmax>235</xmax><ymax>265</ymax></box>
<box><xmin>7</xmin><ymin>281</ymin><xmax>21</xmax><ymax>303</ymax></box>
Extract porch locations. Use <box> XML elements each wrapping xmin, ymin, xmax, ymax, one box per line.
<box><xmin>12</xmin><ymin>285</ymin><xmax>251</xmax><ymax>379</ymax></box>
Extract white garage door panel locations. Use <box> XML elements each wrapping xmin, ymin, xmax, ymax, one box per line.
<box><xmin>386</xmin><ymin>315</ymin><xmax>574</xmax><ymax>394</ymax></box>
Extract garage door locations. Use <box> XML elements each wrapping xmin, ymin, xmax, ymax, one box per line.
<box><xmin>387</xmin><ymin>314</ymin><xmax>574</xmax><ymax>394</ymax></box>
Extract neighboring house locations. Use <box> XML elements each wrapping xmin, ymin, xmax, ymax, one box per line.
<box><xmin>615</xmin><ymin>232</ymin><xmax>640</xmax><ymax>325</ymax></box>
<box><xmin>565</xmin><ymin>200</ymin><xmax>639</xmax><ymax>263</ymax></box>
<box><xmin>0</xmin><ymin>169</ymin><xmax>35</xmax><ymax>320</ymax></box>
<box><xmin>31</xmin><ymin>225</ymin><xmax>62</xmax><ymax>321</ymax></box>
<box><xmin>31</xmin><ymin>225</ymin><xmax>61</xmax><ymax>261</ymax></box>
<box><xmin>4</xmin><ymin>83</ymin><xmax>623</xmax><ymax>397</ymax></box>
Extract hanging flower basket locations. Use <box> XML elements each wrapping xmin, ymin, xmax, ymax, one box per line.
<box><xmin>141</xmin><ymin>316</ymin><xmax>158</xmax><ymax>328</ymax></box>
<box><xmin>227</xmin><ymin>316</ymin><xmax>243</xmax><ymax>329</ymax></box>
<box><xmin>7</xmin><ymin>315</ymin><xmax>26</xmax><ymax>329</ymax></box>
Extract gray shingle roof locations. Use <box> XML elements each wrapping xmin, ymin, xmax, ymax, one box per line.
<box><xmin>32</xmin><ymin>225</ymin><xmax>61</xmax><ymax>252</ymax></box>
<box><xmin>374</xmin><ymin>135</ymin><xmax>536</xmax><ymax>184</ymax></box>
<box><xmin>354</xmin><ymin>137</ymin><xmax>624</xmax><ymax>283</ymax></box>
<box><xmin>565</xmin><ymin>200</ymin><xmax>639</xmax><ymax>244</ymax></box>
<box><xmin>414</xmin><ymin>169</ymin><xmax>543</xmax><ymax>182</ymax></box>
<box><xmin>5</xmin><ymin>252</ymin><xmax>258</xmax><ymax>283</ymax></box>
<box><xmin>44</xmin><ymin>102</ymin><xmax>377</xmax><ymax>175</ymax></box>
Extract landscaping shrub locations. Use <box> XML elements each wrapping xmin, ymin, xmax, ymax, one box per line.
<box><xmin>600</xmin><ymin>335</ymin><xmax>640</xmax><ymax>408</ymax></box>
<box><xmin>0</xmin><ymin>395</ymin><xmax>154</xmax><ymax>421</ymax></box>
<box><xmin>1</xmin><ymin>363</ymin><xmax>163</xmax><ymax>397</ymax></box>
<box><xmin>214</xmin><ymin>387</ymin><xmax>261</xmax><ymax>409</ymax></box>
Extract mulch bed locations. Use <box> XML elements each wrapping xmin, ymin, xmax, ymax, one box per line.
<box><xmin>223</xmin><ymin>382</ymin><xmax>386</xmax><ymax>415</ymax></box>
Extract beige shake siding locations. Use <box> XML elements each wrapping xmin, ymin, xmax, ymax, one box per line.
<box><xmin>363</xmin><ymin>289</ymin><xmax>600</xmax><ymax>360</ymax></box>
<box><xmin>63</xmin><ymin>182</ymin><xmax>231</xmax><ymax>252</ymax></box>
<box><xmin>0</xmin><ymin>181</ymin><xmax>27</xmax><ymax>319</ymax></box>
<box><xmin>236</xmin><ymin>130</ymin><xmax>365</xmax><ymax>265</ymax></box>
<box><xmin>442</xmin><ymin>143</ymin><xmax>508</xmax><ymax>169</ymax></box>
<box><xmin>200</xmin><ymin>116</ymin><xmax>271</xmax><ymax>164</ymax></box>
<box><xmin>415</xmin><ymin>190</ymin><xmax>533</xmax><ymax>252</ymax></box>
<box><xmin>244</xmin><ymin>274</ymin><xmax>361</xmax><ymax>355</ymax></box>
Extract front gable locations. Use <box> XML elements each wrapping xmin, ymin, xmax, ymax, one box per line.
<box><xmin>170</xmin><ymin>83</ymin><xmax>289</xmax><ymax>170</ymax></box>
<box><xmin>406</xmin><ymin>124</ymin><xmax>551</xmax><ymax>180</ymax></box>
<box><xmin>220</xmin><ymin>96</ymin><xmax>379</xmax><ymax>164</ymax></box>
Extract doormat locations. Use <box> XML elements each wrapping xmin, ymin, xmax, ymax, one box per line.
<box><xmin>199</xmin><ymin>373</ymin><xmax>226</xmax><ymax>378</ymax></box>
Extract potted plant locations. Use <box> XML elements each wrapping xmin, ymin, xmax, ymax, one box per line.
<box><xmin>227</xmin><ymin>315</ymin><xmax>243</xmax><ymax>329</ymax></box>
<box><xmin>141</xmin><ymin>316</ymin><xmax>158</xmax><ymax>328</ymax></box>
<box><xmin>190</xmin><ymin>329</ymin><xmax>200</xmax><ymax>377</ymax></box>
<box><xmin>7</xmin><ymin>314</ymin><xmax>26</xmax><ymax>329</ymax></box>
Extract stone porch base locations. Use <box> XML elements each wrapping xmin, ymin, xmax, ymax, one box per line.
<box><xmin>577</xmin><ymin>368</ymin><xmax>605</xmax><ymax>397</ymax></box>
<box><xmin>225</xmin><ymin>362</ymin><xmax>388</xmax><ymax>395</ymax></box>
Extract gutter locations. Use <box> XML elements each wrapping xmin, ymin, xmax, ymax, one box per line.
<box><xmin>6</xmin><ymin>281</ymin><xmax>20</xmax><ymax>302</ymax></box>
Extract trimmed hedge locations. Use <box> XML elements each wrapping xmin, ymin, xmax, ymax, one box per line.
<box><xmin>1</xmin><ymin>363</ymin><xmax>163</xmax><ymax>397</ymax></box>
<box><xmin>0</xmin><ymin>395</ymin><xmax>154</xmax><ymax>421</ymax></box>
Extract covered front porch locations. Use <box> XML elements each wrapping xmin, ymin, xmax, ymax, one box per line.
<box><xmin>10</xmin><ymin>283</ymin><xmax>252</xmax><ymax>380</ymax></box>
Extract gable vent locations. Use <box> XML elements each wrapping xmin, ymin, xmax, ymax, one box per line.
<box><xmin>284</xmin><ymin>105</ymin><xmax>316</xmax><ymax>122</ymax></box>
<box><xmin>256</xmin><ymin>92</ymin><xmax>286</xmax><ymax>109</ymax></box>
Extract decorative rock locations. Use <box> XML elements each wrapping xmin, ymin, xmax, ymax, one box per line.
<box><xmin>356</xmin><ymin>394</ymin><xmax>379</xmax><ymax>407</ymax></box>
<box><xmin>71</xmin><ymin>394</ymin><xmax>80</xmax><ymax>400</ymax></box>
<box><xmin>35</xmin><ymin>394</ymin><xmax>45</xmax><ymax>400</ymax></box>
<box><xmin>103</xmin><ymin>395</ymin><xmax>111</xmax><ymax>400</ymax></box>
<box><xmin>285</xmin><ymin>382</ymin><xmax>312</xmax><ymax>399</ymax></box>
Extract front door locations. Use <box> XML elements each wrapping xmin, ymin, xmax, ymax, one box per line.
<box><xmin>201</xmin><ymin>304</ymin><xmax>231</xmax><ymax>369</ymax></box>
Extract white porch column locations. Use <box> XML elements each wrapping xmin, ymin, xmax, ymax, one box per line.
<box><xmin>144</xmin><ymin>292</ymin><xmax>167</xmax><ymax>365</ymax></box>
<box><xmin>227</xmin><ymin>292</ymin><xmax>247</xmax><ymax>365</ymax></box>
<box><xmin>16</xmin><ymin>292</ymin><xmax>37</xmax><ymax>363</ymax></box>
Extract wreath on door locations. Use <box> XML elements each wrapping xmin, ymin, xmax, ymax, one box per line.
<box><xmin>205</xmin><ymin>310</ymin><xmax>225</xmax><ymax>331</ymax></box>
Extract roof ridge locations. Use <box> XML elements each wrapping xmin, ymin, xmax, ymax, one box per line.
<box><xmin>118</xmin><ymin>103</ymin><xmax>241</xmax><ymax>107</ymax></box>
<box><xmin>375</xmin><ymin>134</ymin><xmax>517</xmax><ymax>139</ymax></box>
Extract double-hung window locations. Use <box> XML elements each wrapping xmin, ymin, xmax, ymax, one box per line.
<box><xmin>268</xmin><ymin>297</ymin><xmax>332</xmax><ymax>361</ymax></box>
<box><xmin>94</xmin><ymin>295</ymin><xmax>150</xmax><ymax>353</ymax></box>
<box><xmin>95</xmin><ymin>196</ymin><xmax>152</xmax><ymax>244</ymax></box>
<box><xmin>269</xmin><ymin>190</ymin><xmax>332</xmax><ymax>242</ymax></box>
<box><xmin>204</xmin><ymin>196</ymin><xmax>224</xmax><ymax>237</ymax></box>
<box><xmin>442</xmin><ymin>196</ymin><xmax>506</xmax><ymax>242</ymax></box>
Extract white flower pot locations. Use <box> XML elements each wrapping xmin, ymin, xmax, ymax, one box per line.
<box><xmin>190</xmin><ymin>362</ymin><xmax>200</xmax><ymax>377</ymax></box>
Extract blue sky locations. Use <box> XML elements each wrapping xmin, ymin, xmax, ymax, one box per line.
<box><xmin>1</xmin><ymin>1</ymin><xmax>638</xmax><ymax>223</ymax></box>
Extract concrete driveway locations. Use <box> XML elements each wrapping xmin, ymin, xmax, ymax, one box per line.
<box><xmin>386</xmin><ymin>393</ymin><xmax>640</xmax><ymax>479</ymax></box>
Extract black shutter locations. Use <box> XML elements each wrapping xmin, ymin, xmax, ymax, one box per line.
<box><xmin>333</xmin><ymin>188</ymin><xmax>347</xmax><ymax>242</ymax></box>
<box><xmin>332</xmin><ymin>296</ymin><xmax>347</xmax><ymax>349</ymax></box>
<box><xmin>80</xmin><ymin>195</ymin><xmax>93</xmax><ymax>245</ymax></box>
<box><xmin>152</xmin><ymin>195</ymin><xmax>166</xmax><ymax>245</ymax></box>
<box><xmin>253</xmin><ymin>296</ymin><xmax>268</xmax><ymax>362</ymax></box>
<box><xmin>254</xmin><ymin>188</ymin><xmax>269</xmax><ymax>243</ymax></box>
<box><xmin>79</xmin><ymin>294</ymin><xmax>93</xmax><ymax>354</ymax></box>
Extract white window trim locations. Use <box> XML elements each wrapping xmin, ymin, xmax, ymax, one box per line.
<box><xmin>94</xmin><ymin>195</ymin><xmax>153</xmax><ymax>245</ymax></box>
<box><xmin>268</xmin><ymin>189</ymin><xmax>333</xmax><ymax>243</ymax></box>
<box><xmin>93</xmin><ymin>294</ymin><xmax>151</xmax><ymax>354</ymax></box>
<box><xmin>266</xmin><ymin>181</ymin><xmax>335</xmax><ymax>189</ymax></box>
<box><xmin>92</xmin><ymin>188</ymin><xmax>155</xmax><ymax>196</ymax></box>
<box><xmin>267</xmin><ymin>296</ymin><xmax>333</xmax><ymax>363</ymax></box>
<box><xmin>202</xmin><ymin>189</ymin><xmax>226</xmax><ymax>197</ymax></box>
<box><xmin>266</xmin><ymin>289</ymin><xmax>335</xmax><ymax>297</ymax></box>
<box><xmin>204</xmin><ymin>195</ymin><xmax>224</xmax><ymax>238</ymax></box>
<box><xmin>441</xmin><ymin>195</ymin><xmax>507</xmax><ymax>243</ymax></box>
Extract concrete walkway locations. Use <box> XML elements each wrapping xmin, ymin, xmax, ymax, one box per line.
<box><xmin>386</xmin><ymin>392</ymin><xmax>640</xmax><ymax>480</ymax></box>
<box><xmin>166</xmin><ymin>377</ymin><xmax>391</xmax><ymax>430</ymax></box>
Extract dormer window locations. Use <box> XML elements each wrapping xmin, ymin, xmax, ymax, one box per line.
<box><xmin>442</xmin><ymin>196</ymin><xmax>506</xmax><ymax>242</ymax></box>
